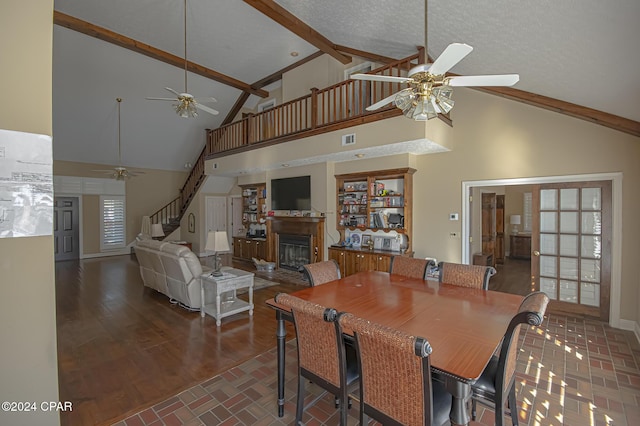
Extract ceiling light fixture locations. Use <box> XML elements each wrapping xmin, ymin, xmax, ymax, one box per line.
<box><xmin>349</xmin><ymin>0</ymin><xmax>518</xmax><ymax>121</ymax></box>
<box><xmin>290</xmin><ymin>51</ymin><xmax>299</xmax><ymax>57</ymax></box>
<box><xmin>355</xmin><ymin>153</ymin><xmax>365</xmax><ymax>158</ymax></box>
<box><xmin>145</xmin><ymin>0</ymin><xmax>219</xmax><ymax>118</ymax></box>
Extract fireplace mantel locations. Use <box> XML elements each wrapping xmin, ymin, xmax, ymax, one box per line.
<box><xmin>267</xmin><ymin>216</ymin><xmax>325</xmax><ymax>266</ymax></box>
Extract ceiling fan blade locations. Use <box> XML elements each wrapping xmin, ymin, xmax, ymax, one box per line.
<box><xmin>351</xmin><ymin>73</ymin><xmax>412</xmax><ymax>83</ymax></box>
<box><xmin>194</xmin><ymin>96</ymin><xmax>217</xmax><ymax>103</ymax></box>
<box><xmin>447</xmin><ymin>74</ymin><xmax>520</xmax><ymax>87</ymax></box>
<box><xmin>146</xmin><ymin>97</ymin><xmax>177</xmax><ymax>101</ymax></box>
<box><xmin>428</xmin><ymin>43</ymin><xmax>474</xmax><ymax>76</ymax></box>
<box><xmin>195</xmin><ymin>103</ymin><xmax>219</xmax><ymax>115</ymax></box>
<box><xmin>366</xmin><ymin>90</ymin><xmax>406</xmax><ymax>111</ymax></box>
<box><xmin>165</xmin><ymin>87</ymin><xmax>181</xmax><ymax>96</ymax></box>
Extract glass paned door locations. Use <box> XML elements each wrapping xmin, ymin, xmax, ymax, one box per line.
<box><xmin>532</xmin><ymin>181</ymin><xmax>611</xmax><ymax>320</ymax></box>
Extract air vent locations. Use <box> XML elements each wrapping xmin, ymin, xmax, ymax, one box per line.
<box><xmin>342</xmin><ymin>133</ymin><xmax>356</xmax><ymax>146</ymax></box>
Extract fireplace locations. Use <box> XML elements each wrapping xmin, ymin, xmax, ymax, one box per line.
<box><xmin>268</xmin><ymin>216</ymin><xmax>325</xmax><ymax>270</ymax></box>
<box><xmin>278</xmin><ymin>234</ymin><xmax>312</xmax><ymax>271</ymax></box>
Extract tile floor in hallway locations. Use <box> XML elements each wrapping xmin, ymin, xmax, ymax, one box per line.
<box><xmin>115</xmin><ymin>313</ymin><xmax>640</xmax><ymax>426</ymax></box>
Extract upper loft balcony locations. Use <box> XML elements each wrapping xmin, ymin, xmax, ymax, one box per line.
<box><xmin>203</xmin><ymin>52</ymin><xmax>452</xmax><ymax>160</ymax></box>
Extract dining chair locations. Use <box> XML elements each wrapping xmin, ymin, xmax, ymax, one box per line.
<box><xmin>389</xmin><ymin>256</ymin><xmax>434</xmax><ymax>280</ymax></box>
<box><xmin>301</xmin><ymin>259</ymin><xmax>341</xmax><ymax>286</ymax></box>
<box><xmin>438</xmin><ymin>261</ymin><xmax>497</xmax><ymax>290</ymax></box>
<box><xmin>274</xmin><ymin>292</ymin><xmax>358</xmax><ymax>426</ymax></box>
<box><xmin>471</xmin><ymin>291</ymin><xmax>550</xmax><ymax>425</ymax></box>
<box><xmin>338</xmin><ymin>313</ymin><xmax>452</xmax><ymax>426</ymax></box>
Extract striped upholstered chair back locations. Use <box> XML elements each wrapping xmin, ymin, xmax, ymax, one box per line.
<box><xmin>302</xmin><ymin>260</ymin><xmax>341</xmax><ymax>286</ymax></box>
<box><xmin>438</xmin><ymin>261</ymin><xmax>497</xmax><ymax>290</ymax></box>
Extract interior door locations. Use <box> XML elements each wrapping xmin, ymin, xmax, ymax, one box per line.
<box><xmin>54</xmin><ymin>196</ymin><xmax>79</xmax><ymax>261</ymax></box>
<box><xmin>205</xmin><ymin>196</ymin><xmax>228</xmax><ymax>247</ymax></box>
<box><xmin>481</xmin><ymin>193</ymin><xmax>497</xmax><ymax>266</ymax></box>
<box><xmin>532</xmin><ymin>181</ymin><xmax>611</xmax><ymax>320</ymax></box>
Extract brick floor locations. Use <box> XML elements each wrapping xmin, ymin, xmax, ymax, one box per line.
<box><xmin>114</xmin><ymin>314</ymin><xmax>640</xmax><ymax>425</ymax></box>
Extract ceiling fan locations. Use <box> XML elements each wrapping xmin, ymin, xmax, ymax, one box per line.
<box><xmin>93</xmin><ymin>98</ymin><xmax>145</xmax><ymax>180</ymax></box>
<box><xmin>146</xmin><ymin>0</ymin><xmax>218</xmax><ymax>118</ymax></box>
<box><xmin>350</xmin><ymin>2</ymin><xmax>519</xmax><ymax>121</ymax></box>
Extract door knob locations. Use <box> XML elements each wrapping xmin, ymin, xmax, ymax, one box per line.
<box><xmin>533</xmin><ymin>250</ymin><xmax>540</xmax><ymax>256</ymax></box>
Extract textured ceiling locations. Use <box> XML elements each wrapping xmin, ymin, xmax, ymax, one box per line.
<box><xmin>52</xmin><ymin>0</ymin><xmax>640</xmax><ymax>172</ymax></box>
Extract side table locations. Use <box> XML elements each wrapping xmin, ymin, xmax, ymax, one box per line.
<box><xmin>200</xmin><ymin>268</ymin><xmax>254</xmax><ymax>326</ymax></box>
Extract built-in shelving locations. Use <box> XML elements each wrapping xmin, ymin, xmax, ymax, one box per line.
<box><xmin>335</xmin><ymin>168</ymin><xmax>415</xmax><ymax>252</ymax></box>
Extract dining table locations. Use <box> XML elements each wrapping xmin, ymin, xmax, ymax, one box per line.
<box><xmin>266</xmin><ymin>270</ymin><xmax>524</xmax><ymax>426</ymax></box>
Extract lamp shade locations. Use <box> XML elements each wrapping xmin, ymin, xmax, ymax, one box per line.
<box><xmin>510</xmin><ymin>215</ymin><xmax>521</xmax><ymax>225</ymax></box>
<box><xmin>140</xmin><ymin>216</ymin><xmax>151</xmax><ymax>236</ymax></box>
<box><xmin>205</xmin><ymin>231</ymin><xmax>231</xmax><ymax>253</ymax></box>
<box><xmin>150</xmin><ymin>223</ymin><xmax>165</xmax><ymax>238</ymax></box>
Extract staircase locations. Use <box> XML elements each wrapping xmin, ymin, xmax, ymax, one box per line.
<box><xmin>150</xmin><ymin>196</ymin><xmax>184</xmax><ymax>237</ymax></box>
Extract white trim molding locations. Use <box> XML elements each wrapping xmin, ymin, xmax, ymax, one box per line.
<box><xmin>462</xmin><ymin>172</ymin><xmax>623</xmax><ymax>330</ymax></box>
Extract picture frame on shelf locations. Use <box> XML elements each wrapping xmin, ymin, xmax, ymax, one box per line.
<box><xmin>361</xmin><ymin>234</ymin><xmax>373</xmax><ymax>249</ymax></box>
<box><xmin>350</xmin><ymin>232</ymin><xmax>362</xmax><ymax>248</ymax></box>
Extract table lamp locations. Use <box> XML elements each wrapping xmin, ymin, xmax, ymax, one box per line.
<box><xmin>205</xmin><ymin>230</ymin><xmax>231</xmax><ymax>276</ymax></box>
<box><xmin>510</xmin><ymin>215</ymin><xmax>521</xmax><ymax>234</ymax></box>
<box><xmin>150</xmin><ymin>223</ymin><xmax>165</xmax><ymax>240</ymax></box>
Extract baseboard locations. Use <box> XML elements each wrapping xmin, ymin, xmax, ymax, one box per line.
<box><xmin>81</xmin><ymin>249</ymin><xmax>131</xmax><ymax>259</ymax></box>
<box><xmin>617</xmin><ymin>319</ymin><xmax>640</xmax><ymax>344</ymax></box>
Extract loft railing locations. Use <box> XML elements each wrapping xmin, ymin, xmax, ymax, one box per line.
<box><xmin>169</xmin><ymin>52</ymin><xmax>420</xmax><ymax>222</ymax></box>
<box><xmin>206</xmin><ymin>52</ymin><xmax>420</xmax><ymax>156</ymax></box>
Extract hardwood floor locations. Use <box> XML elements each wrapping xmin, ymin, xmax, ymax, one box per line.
<box><xmin>489</xmin><ymin>256</ymin><xmax>533</xmax><ymax>296</ymax></box>
<box><xmin>55</xmin><ymin>255</ymin><xmax>302</xmax><ymax>426</ymax></box>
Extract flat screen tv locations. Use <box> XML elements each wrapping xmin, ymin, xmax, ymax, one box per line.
<box><xmin>271</xmin><ymin>176</ymin><xmax>311</xmax><ymax>211</ymax></box>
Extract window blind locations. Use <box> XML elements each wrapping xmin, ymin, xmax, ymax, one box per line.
<box><xmin>101</xmin><ymin>196</ymin><xmax>126</xmax><ymax>249</ymax></box>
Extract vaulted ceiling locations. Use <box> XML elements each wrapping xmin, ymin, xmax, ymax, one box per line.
<box><xmin>52</xmin><ymin>0</ymin><xmax>640</xmax><ymax>172</ymax></box>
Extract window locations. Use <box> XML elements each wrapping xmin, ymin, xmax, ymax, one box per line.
<box><xmin>523</xmin><ymin>192</ymin><xmax>532</xmax><ymax>232</ymax></box>
<box><xmin>101</xmin><ymin>195</ymin><xmax>126</xmax><ymax>250</ymax></box>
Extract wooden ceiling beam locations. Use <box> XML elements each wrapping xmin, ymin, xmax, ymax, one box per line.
<box><xmin>243</xmin><ymin>0</ymin><xmax>352</xmax><ymax>64</ymax></box>
<box><xmin>222</xmin><ymin>92</ymin><xmax>251</xmax><ymax>126</ymax></box>
<box><xmin>474</xmin><ymin>85</ymin><xmax>640</xmax><ymax>137</ymax></box>
<box><xmin>53</xmin><ymin>11</ymin><xmax>269</xmax><ymax>98</ymax></box>
<box><xmin>252</xmin><ymin>51</ymin><xmax>324</xmax><ymax>88</ymax></box>
<box><xmin>334</xmin><ymin>45</ymin><xmax>396</xmax><ymax>64</ymax></box>
<box><xmin>223</xmin><ymin>51</ymin><xmax>325</xmax><ymax>125</ymax></box>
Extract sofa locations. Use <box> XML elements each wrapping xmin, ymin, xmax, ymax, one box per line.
<box><xmin>135</xmin><ymin>239</ymin><xmax>212</xmax><ymax>309</ymax></box>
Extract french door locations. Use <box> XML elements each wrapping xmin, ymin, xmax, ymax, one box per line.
<box><xmin>532</xmin><ymin>181</ymin><xmax>611</xmax><ymax>320</ymax></box>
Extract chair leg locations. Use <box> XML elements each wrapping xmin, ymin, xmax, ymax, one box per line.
<box><xmin>508</xmin><ymin>386</ymin><xmax>519</xmax><ymax>426</ymax></box>
<box><xmin>471</xmin><ymin>398</ymin><xmax>477</xmax><ymax>420</ymax></box>
<box><xmin>495</xmin><ymin>397</ymin><xmax>505</xmax><ymax>426</ymax></box>
<box><xmin>339</xmin><ymin>393</ymin><xmax>347</xmax><ymax>426</ymax></box>
<box><xmin>296</xmin><ymin>374</ymin><xmax>305</xmax><ymax>425</ymax></box>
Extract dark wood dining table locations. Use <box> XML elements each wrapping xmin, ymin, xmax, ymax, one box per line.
<box><xmin>266</xmin><ymin>271</ymin><xmax>523</xmax><ymax>426</ymax></box>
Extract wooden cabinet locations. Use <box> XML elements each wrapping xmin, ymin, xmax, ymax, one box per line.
<box><xmin>328</xmin><ymin>247</ymin><xmax>347</xmax><ymax>277</ymax></box>
<box><xmin>335</xmin><ymin>168</ymin><xmax>415</xmax><ymax>253</ymax></box>
<box><xmin>510</xmin><ymin>234</ymin><xmax>531</xmax><ymax>260</ymax></box>
<box><xmin>329</xmin><ymin>247</ymin><xmax>402</xmax><ymax>277</ymax></box>
<box><xmin>232</xmin><ymin>237</ymin><xmax>267</xmax><ymax>262</ymax></box>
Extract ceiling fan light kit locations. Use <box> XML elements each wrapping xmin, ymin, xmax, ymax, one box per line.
<box><xmin>146</xmin><ymin>0</ymin><xmax>218</xmax><ymax>118</ymax></box>
<box><xmin>352</xmin><ymin>42</ymin><xmax>518</xmax><ymax>121</ymax></box>
<box><xmin>174</xmin><ymin>95</ymin><xmax>198</xmax><ymax>118</ymax></box>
